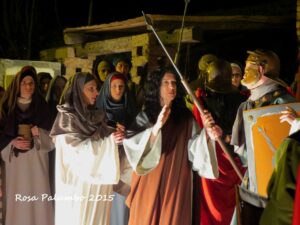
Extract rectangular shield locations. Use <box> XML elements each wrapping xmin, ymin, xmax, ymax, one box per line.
<box><xmin>243</xmin><ymin>102</ymin><xmax>300</xmax><ymax>197</ymax></box>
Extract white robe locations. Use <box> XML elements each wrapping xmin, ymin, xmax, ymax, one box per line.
<box><xmin>123</xmin><ymin>120</ymin><xmax>219</xmax><ymax>179</ymax></box>
<box><xmin>1</xmin><ymin>128</ymin><xmax>54</xmax><ymax>225</ymax></box>
<box><xmin>54</xmin><ymin>134</ymin><xmax>119</xmax><ymax>225</ymax></box>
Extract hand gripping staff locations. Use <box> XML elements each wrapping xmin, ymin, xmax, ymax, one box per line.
<box><xmin>142</xmin><ymin>12</ymin><xmax>244</xmax><ymax>183</ymax></box>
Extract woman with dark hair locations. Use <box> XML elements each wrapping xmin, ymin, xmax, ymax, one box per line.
<box><xmin>37</xmin><ymin>72</ymin><xmax>53</xmax><ymax>98</ymax></box>
<box><xmin>96</xmin><ymin>71</ymin><xmax>138</xmax><ymax>225</ymax></box>
<box><xmin>123</xmin><ymin>67</ymin><xmax>222</xmax><ymax>225</ymax></box>
<box><xmin>0</xmin><ymin>66</ymin><xmax>54</xmax><ymax>225</ymax></box>
<box><xmin>45</xmin><ymin>75</ymin><xmax>67</xmax><ymax>123</ymax></box>
<box><xmin>50</xmin><ymin>72</ymin><xmax>124</xmax><ymax>225</ymax></box>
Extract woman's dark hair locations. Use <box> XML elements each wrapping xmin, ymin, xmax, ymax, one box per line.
<box><xmin>144</xmin><ymin>67</ymin><xmax>187</xmax><ymax>124</ymax></box>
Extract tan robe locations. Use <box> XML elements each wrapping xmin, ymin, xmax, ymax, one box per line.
<box><xmin>1</xmin><ymin>129</ymin><xmax>54</xmax><ymax>225</ymax></box>
<box><xmin>123</xmin><ymin>116</ymin><xmax>218</xmax><ymax>225</ymax></box>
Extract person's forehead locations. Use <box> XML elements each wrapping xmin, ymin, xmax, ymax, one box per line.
<box><xmin>232</xmin><ymin>67</ymin><xmax>242</xmax><ymax>74</ymax></box>
<box><xmin>21</xmin><ymin>76</ymin><xmax>34</xmax><ymax>82</ymax></box>
<box><xmin>117</xmin><ymin>61</ymin><xmax>129</xmax><ymax>66</ymax></box>
<box><xmin>84</xmin><ymin>79</ymin><xmax>97</xmax><ymax>87</ymax></box>
<box><xmin>111</xmin><ymin>79</ymin><xmax>125</xmax><ymax>84</ymax></box>
<box><xmin>41</xmin><ymin>77</ymin><xmax>51</xmax><ymax>82</ymax></box>
<box><xmin>162</xmin><ymin>73</ymin><xmax>176</xmax><ymax>80</ymax></box>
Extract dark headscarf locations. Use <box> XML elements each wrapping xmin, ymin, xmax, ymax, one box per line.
<box><xmin>50</xmin><ymin>72</ymin><xmax>112</xmax><ymax>146</ymax></box>
<box><xmin>96</xmin><ymin>71</ymin><xmax>137</xmax><ymax>127</ymax></box>
<box><xmin>45</xmin><ymin>75</ymin><xmax>67</xmax><ymax>123</ymax></box>
<box><xmin>0</xmin><ymin>66</ymin><xmax>52</xmax><ymax>150</ymax></box>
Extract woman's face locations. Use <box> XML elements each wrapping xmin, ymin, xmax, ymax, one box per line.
<box><xmin>20</xmin><ymin>76</ymin><xmax>35</xmax><ymax>99</ymax></box>
<box><xmin>231</xmin><ymin>66</ymin><xmax>242</xmax><ymax>88</ymax></box>
<box><xmin>160</xmin><ymin>72</ymin><xmax>177</xmax><ymax>106</ymax></box>
<box><xmin>97</xmin><ymin>62</ymin><xmax>111</xmax><ymax>82</ymax></box>
<box><xmin>82</xmin><ymin>79</ymin><xmax>99</xmax><ymax>106</ymax></box>
<box><xmin>110</xmin><ymin>79</ymin><xmax>125</xmax><ymax>102</ymax></box>
<box><xmin>115</xmin><ymin>61</ymin><xmax>130</xmax><ymax>76</ymax></box>
<box><xmin>41</xmin><ymin>78</ymin><xmax>51</xmax><ymax>94</ymax></box>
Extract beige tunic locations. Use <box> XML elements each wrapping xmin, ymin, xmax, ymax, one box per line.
<box><xmin>1</xmin><ymin>128</ymin><xmax>54</xmax><ymax>225</ymax></box>
<box><xmin>54</xmin><ymin>134</ymin><xmax>120</xmax><ymax>225</ymax></box>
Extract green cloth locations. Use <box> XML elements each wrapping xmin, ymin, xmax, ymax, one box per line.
<box><xmin>260</xmin><ymin>130</ymin><xmax>300</xmax><ymax>225</ymax></box>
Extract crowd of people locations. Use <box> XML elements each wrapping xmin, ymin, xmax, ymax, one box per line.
<box><xmin>0</xmin><ymin>50</ymin><xmax>299</xmax><ymax>225</ymax></box>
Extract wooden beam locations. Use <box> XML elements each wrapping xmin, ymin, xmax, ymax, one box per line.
<box><xmin>69</xmin><ymin>27</ymin><xmax>201</xmax><ymax>58</ymax></box>
<box><xmin>74</xmin><ymin>36</ymin><xmax>133</xmax><ymax>57</ymax></box>
<box><xmin>157</xmin><ymin>27</ymin><xmax>202</xmax><ymax>44</ymax></box>
<box><xmin>63</xmin><ymin>14</ymin><xmax>293</xmax><ymax>35</ymax></box>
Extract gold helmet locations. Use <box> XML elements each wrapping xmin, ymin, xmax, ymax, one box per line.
<box><xmin>198</xmin><ymin>54</ymin><xmax>218</xmax><ymax>72</ymax></box>
<box><xmin>246</xmin><ymin>49</ymin><xmax>287</xmax><ymax>87</ymax></box>
<box><xmin>206</xmin><ymin>59</ymin><xmax>236</xmax><ymax>93</ymax></box>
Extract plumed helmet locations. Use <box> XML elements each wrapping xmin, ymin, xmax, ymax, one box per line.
<box><xmin>246</xmin><ymin>49</ymin><xmax>287</xmax><ymax>87</ymax></box>
<box><xmin>206</xmin><ymin>59</ymin><xmax>236</xmax><ymax>93</ymax></box>
<box><xmin>198</xmin><ymin>54</ymin><xmax>218</xmax><ymax>72</ymax></box>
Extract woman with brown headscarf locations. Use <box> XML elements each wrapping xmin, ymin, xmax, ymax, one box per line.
<box><xmin>51</xmin><ymin>72</ymin><xmax>124</xmax><ymax>225</ymax></box>
<box><xmin>0</xmin><ymin>66</ymin><xmax>54</xmax><ymax>225</ymax></box>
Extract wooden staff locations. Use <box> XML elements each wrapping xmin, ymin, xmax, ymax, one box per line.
<box><xmin>142</xmin><ymin>12</ymin><xmax>244</xmax><ymax>182</ymax></box>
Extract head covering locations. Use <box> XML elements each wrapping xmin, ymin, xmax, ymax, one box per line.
<box><xmin>0</xmin><ymin>65</ymin><xmax>52</xmax><ymax>150</ymax></box>
<box><xmin>45</xmin><ymin>76</ymin><xmax>67</xmax><ymax>122</ymax></box>
<box><xmin>96</xmin><ymin>71</ymin><xmax>137</xmax><ymax>127</ymax></box>
<box><xmin>113</xmin><ymin>56</ymin><xmax>132</xmax><ymax>68</ymax></box>
<box><xmin>97</xmin><ymin>60</ymin><xmax>112</xmax><ymax>74</ymax></box>
<box><xmin>37</xmin><ymin>72</ymin><xmax>52</xmax><ymax>82</ymax></box>
<box><xmin>206</xmin><ymin>59</ymin><xmax>236</xmax><ymax>93</ymax></box>
<box><xmin>50</xmin><ymin>72</ymin><xmax>112</xmax><ymax>146</ymax></box>
<box><xmin>198</xmin><ymin>54</ymin><xmax>218</xmax><ymax>72</ymax></box>
<box><xmin>246</xmin><ymin>49</ymin><xmax>287</xmax><ymax>87</ymax></box>
<box><xmin>1</xmin><ymin>65</ymin><xmax>40</xmax><ymax>118</ymax></box>
<box><xmin>110</xmin><ymin>73</ymin><xmax>127</xmax><ymax>83</ymax></box>
<box><xmin>46</xmin><ymin>76</ymin><xmax>67</xmax><ymax>104</ymax></box>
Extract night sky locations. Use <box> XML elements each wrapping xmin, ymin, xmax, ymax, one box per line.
<box><xmin>56</xmin><ymin>0</ymin><xmax>282</xmax><ymax>27</ymax></box>
<box><xmin>0</xmin><ymin>0</ymin><xmax>297</xmax><ymax>84</ymax></box>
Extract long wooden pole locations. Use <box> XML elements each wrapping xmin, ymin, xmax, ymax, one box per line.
<box><xmin>174</xmin><ymin>0</ymin><xmax>190</xmax><ymax>65</ymax></box>
<box><xmin>142</xmin><ymin>12</ymin><xmax>244</xmax><ymax>182</ymax></box>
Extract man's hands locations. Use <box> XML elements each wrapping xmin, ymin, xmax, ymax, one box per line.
<box><xmin>206</xmin><ymin>125</ymin><xmax>223</xmax><ymax>141</ymax></box>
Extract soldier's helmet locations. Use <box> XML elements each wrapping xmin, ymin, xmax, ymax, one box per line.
<box><xmin>198</xmin><ymin>54</ymin><xmax>218</xmax><ymax>72</ymax></box>
<box><xmin>206</xmin><ymin>59</ymin><xmax>236</xmax><ymax>93</ymax></box>
<box><xmin>246</xmin><ymin>49</ymin><xmax>287</xmax><ymax>87</ymax></box>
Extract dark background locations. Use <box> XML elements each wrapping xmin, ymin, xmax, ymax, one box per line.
<box><xmin>0</xmin><ymin>0</ymin><xmax>298</xmax><ymax>84</ymax></box>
